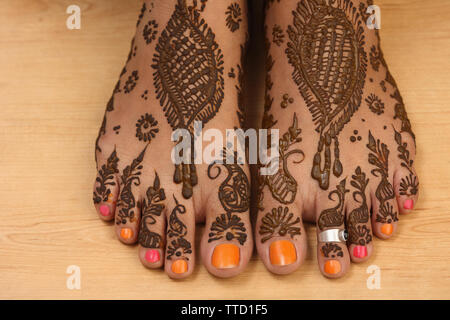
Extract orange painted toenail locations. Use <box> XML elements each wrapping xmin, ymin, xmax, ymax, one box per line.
<box><xmin>212</xmin><ymin>244</ymin><xmax>240</xmax><ymax>269</ymax></box>
<box><xmin>172</xmin><ymin>260</ymin><xmax>188</xmax><ymax>274</ymax></box>
<box><xmin>120</xmin><ymin>228</ymin><xmax>133</xmax><ymax>240</ymax></box>
<box><xmin>324</xmin><ymin>260</ymin><xmax>341</xmax><ymax>275</ymax></box>
<box><xmin>381</xmin><ymin>224</ymin><xmax>393</xmax><ymax>236</ymax></box>
<box><xmin>269</xmin><ymin>240</ymin><xmax>296</xmax><ymax>266</ymax></box>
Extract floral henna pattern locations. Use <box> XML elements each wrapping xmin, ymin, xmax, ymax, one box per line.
<box><xmin>93</xmin><ymin>149</ymin><xmax>119</xmax><ymax>204</ymax></box>
<box><xmin>139</xmin><ymin>172</ymin><xmax>166</xmax><ymax>249</ymax></box>
<box><xmin>286</xmin><ymin>0</ymin><xmax>368</xmax><ymax>190</ymax></box>
<box><xmin>207</xmin><ymin>150</ymin><xmax>250</xmax><ymax>245</ymax></box>
<box><xmin>116</xmin><ymin>146</ymin><xmax>148</xmax><ymax>225</ymax></box>
<box><xmin>259</xmin><ymin>113</ymin><xmax>304</xmax><ymax>207</ymax></box>
<box><xmin>394</xmin><ymin>129</ymin><xmax>419</xmax><ymax>197</ymax></box>
<box><xmin>225</xmin><ymin>3</ymin><xmax>242</xmax><ymax>32</ymax></box>
<box><xmin>136</xmin><ymin>113</ymin><xmax>159</xmax><ymax>142</ymax></box>
<box><xmin>272</xmin><ymin>24</ymin><xmax>284</xmax><ymax>46</ymax></box>
<box><xmin>259</xmin><ymin>206</ymin><xmax>301</xmax><ymax>243</ymax></box>
<box><xmin>123</xmin><ymin>70</ymin><xmax>139</xmax><ymax>94</ymax></box>
<box><xmin>321</xmin><ymin>243</ymin><xmax>344</xmax><ymax>258</ymax></box>
<box><xmin>317</xmin><ymin>179</ymin><xmax>349</xmax><ymax>231</ymax></box>
<box><xmin>166</xmin><ymin>195</ymin><xmax>192</xmax><ymax>260</ymax></box>
<box><xmin>367</xmin><ymin>131</ymin><xmax>398</xmax><ymax>224</ymax></box>
<box><xmin>347</xmin><ymin>167</ymin><xmax>372</xmax><ymax>246</ymax></box>
<box><xmin>366</xmin><ymin>94</ymin><xmax>385</xmax><ymax>115</ymax></box>
<box><xmin>152</xmin><ymin>0</ymin><xmax>224</xmax><ymax>199</ymax></box>
<box><xmin>143</xmin><ymin>20</ymin><xmax>158</xmax><ymax>44</ymax></box>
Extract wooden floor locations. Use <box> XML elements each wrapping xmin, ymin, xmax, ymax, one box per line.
<box><xmin>0</xmin><ymin>0</ymin><xmax>449</xmax><ymax>299</ymax></box>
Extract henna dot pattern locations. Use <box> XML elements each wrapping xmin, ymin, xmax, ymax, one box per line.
<box><xmin>123</xmin><ymin>70</ymin><xmax>139</xmax><ymax>94</ymax></box>
<box><xmin>113</xmin><ymin>125</ymin><xmax>121</xmax><ymax>135</ymax></box>
<box><xmin>143</xmin><ymin>20</ymin><xmax>158</xmax><ymax>44</ymax></box>
<box><xmin>141</xmin><ymin>89</ymin><xmax>149</xmax><ymax>100</ymax></box>
<box><xmin>286</xmin><ymin>0</ymin><xmax>368</xmax><ymax>190</ymax></box>
<box><xmin>259</xmin><ymin>206</ymin><xmax>301</xmax><ymax>243</ymax></box>
<box><xmin>225</xmin><ymin>3</ymin><xmax>242</xmax><ymax>32</ymax></box>
<box><xmin>136</xmin><ymin>113</ymin><xmax>159</xmax><ymax>143</ymax></box>
<box><xmin>366</xmin><ymin>93</ymin><xmax>385</xmax><ymax>115</ymax></box>
<box><xmin>350</xmin><ymin>130</ymin><xmax>362</xmax><ymax>143</ymax></box>
<box><xmin>280</xmin><ymin>93</ymin><xmax>294</xmax><ymax>109</ymax></box>
<box><xmin>152</xmin><ymin>0</ymin><xmax>224</xmax><ymax>199</ymax></box>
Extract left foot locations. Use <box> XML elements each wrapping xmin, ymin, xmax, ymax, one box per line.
<box><xmin>256</xmin><ymin>0</ymin><xmax>419</xmax><ymax>278</ymax></box>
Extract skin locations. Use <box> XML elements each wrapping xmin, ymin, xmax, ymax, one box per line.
<box><xmin>93</xmin><ymin>0</ymin><xmax>252</xmax><ymax>279</ymax></box>
<box><xmin>255</xmin><ymin>0</ymin><xmax>419</xmax><ymax>278</ymax></box>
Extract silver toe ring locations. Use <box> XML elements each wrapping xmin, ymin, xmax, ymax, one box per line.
<box><xmin>318</xmin><ymin>229</ymin><xmax>348</xmax><ymax>243</ymax></box>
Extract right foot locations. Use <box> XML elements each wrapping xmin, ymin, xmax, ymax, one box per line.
<box><xmin>93</xmin><ymin>0</ymin><xmax>252</xmax><ymax>279</ymax></box>
<box><xmin>256</xmin><ymin>0</ymin><xmax>419</xmax><ymax>278</ymax></box>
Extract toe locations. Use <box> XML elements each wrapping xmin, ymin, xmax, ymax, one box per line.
<box><xmin>93</xmin><ymin>148</ymin><xmax>120</xmax><ymax>221</ymax></box>
<box><xmin>201</xmin><ymin>160</ymin><xmax>253</xmax><ymax>278</ymax></box>
<box><xmin>371</xmin><ymin>190</ymin><xmax>399</xmax><ymax>240</ymax></box>
<box><xmin>255</xmin><ymin>203</ymin><xmax>306</xmax><ymax>275</ymax></box>
<box><xmin>346</xmin><ymin>167</ymin><xmax>373</xmax><ymax>263</ymax></box>
<box><xmin>164</xmin><ymin>194</ymin><xmax>195</xmax><ymax>279</ymax></box>
<box><xmin>393</xmin><ymin>129</ymin><xmax>419</xmax><ymax>215</ymax></box>
<box><xmin>316</xmin><ymin>179</ymin><xmax>351</xmax><ymax>279</ymax></box>
<box><xmin>138</xmin><ymin>171</ymin><xmax>167</xmax><ymax>269</ymax></box>
<box><xmin>114</xmin><ymin>147</ymin><xmax>148</xmax><ymax>244</ymax></box>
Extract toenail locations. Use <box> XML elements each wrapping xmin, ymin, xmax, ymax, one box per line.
<box><xmin>120</xmin><ymin>228</ymin><xmax>133</xmax><ymax>240</ymax></box>
<box><xmin>324</xmin><ymin>260</ymin><xmax>341</xmax><ymax>275</ymax></box>
<box><xmin>353</xmin><ymin>246</ymin><xmax>367</xmax><ymax>258</ymax></box>
<box><xmin>211</xmin><ymin>244</ymin><xmax>240</xmax><ymax>269</ymax></box>
<box><xmin>269</xmin><ymin>240</ymin><xmax>297</xmax><ymax>266</ymax></box>
<box><xmin>171</xmin><ymin>260</ymin><xmax>188</xmax><ymax>274</ymax></box>
<box><xmin>404</xmin><ymin>199</ymin><xmax>414</xmax><ymax>210</ymax></box>
<box><xmin>99</xmin><ymin>205</ymin><xmax>110</xmax><ymax>216</ymax></box>
<box><xmin>145</xmin><ymin>249</ymin><xmax>160</xmax><ymax>263</ymax></box>
<box><xmin>381</xmin><ymin>224</ymin><xmax>393</xmax><ymax>236</ymax></box>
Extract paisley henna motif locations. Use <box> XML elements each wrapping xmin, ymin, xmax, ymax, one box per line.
<box><xmin>93</xmin><ymin>149</ymin><xmax>119</xmax><ymax>204</ymax></box>
<box><xmin>317</xmin><ymin>179</ymin><xmax>349</xmax><ymax>231</ymax></box>
<box><xmin>286</xmin><ymin>0</ymin><xmax>367</xmax><ymax>190</ymax></box>
<box><xmin>166</xmin><ymin>195</ymin><xmax>192</xmax><ymax>260</ymax></box>
<box><xmin>152</xmin><ymin>0</ymin><xmax>224</xmax><ymax>199</ymax></box>
<box><xmin>394</xmin><ymin>129</ymin><xmax>419</xmax><ymax>197</ymax></box>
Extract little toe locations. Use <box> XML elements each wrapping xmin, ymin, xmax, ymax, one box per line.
<box><xmin>346</xmin><ymin>166</ymin><xmax>374</xmax><ymax>263</ymax></box>
<box><xmin>256</xmin><ymin>203</ymin><xmax>306</xmax><ymax>275</ymax></box>
<box><xmin>93</xmin><ymin>148</ymin><xmax>120</xmax><ymax>221</ymax></box>
<box><xmin>164</xmin><ymin>194</ymin><xmax>195</xmax><ymax>279</ymax></box>
<box><xmin>316</xmin><ymin>179</ymin><xmax>351</xmax><ymax>278</ymax></box>
<box><xmin>138</xmin><ymin>171</ymin><xmax>167</xmax><ymax>269</ymax></box>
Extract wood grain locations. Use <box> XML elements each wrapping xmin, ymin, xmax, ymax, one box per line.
<box><xmin>0</xmin><ymin>0</ymin><xmax>449</xmax><ymax>299</ymax></box>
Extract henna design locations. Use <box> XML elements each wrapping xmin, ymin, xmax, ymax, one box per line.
<box><xmin>228</xmin><ymin>68</ymin><xmax>236</xmax><ymax>78</ymax></box>
<box><xmin>280</xmin><ymin>93</ymin><xmax>294</xmax><ymax>109</ymax></box>
<box><xmin>137</xmin><ymin>2</ymin><xmax>147</xmax><ymax>27</ymax></box>
<box><xmin>261</xmin><ymin>26</ymin><xmax>276</xmax><ymax>130</ymax></box>
<box><xmin>143</xmin><ymin>20</ymin><xmax>158</xmax><ymax>44</ymax></box>
<box><xmin>350</xmin><ymin>130</ymin><xmax>362</xmax><ymax>143</ymax></box>
<box><xmin>167</xmin><ymin>195</ymin><xmax>192</xmax><ymax>260</ymax></box>
<box><xmin>318</xmin><ymin>179</ymin><xmax>349</xmax><ymax>231</ymax></box>
<box><xmin>259</xmin><ymin>113</ymin><xmax>304</xmax><ymax>206</ymax></box>
<box><xmin>152</xmin><ymin>0</ymin><xmax>224</xmax><ymax>199</ymax></box>
<box><xmin>141</xmin><ymin>90</ymin><xmax>149</xmax><ymax>100</ymax></box>
<box><xmin>366</xmin><ymin>94</ymin><xmax>385</xmax><ymax>115</ymax></box>
<box><xmin>272</xmin><ymin>24</ymin><xmax>284</xmax><ymax>46</ymax></box>
<box><xmin>286</xmin><ymin>0</ymin><xmax>367</xmax><ymax>190</ymax></box>
<box><xmin>93</xmin><ymin>149</ymin><xmax>119</xmax><ymax>204</ymax></box>
<box><xmin>235</xmin><ymin>44</ymin><xmax>246</xmax><ymax>129</ymax></box>
<box><xmin>394</xmin><ymin>129</ymin><xmax>419</xmax><ymax>197</ymax></box>
<box><xmin>369</xmin><ymin>45</ymin><xmax>382</xmax><ymax>72</ymax></box>
<box><xmin>259</xmin><ymin>206</ymin><xmax>301</xmax><ymax>243</ymax></box>
<box><xmin>347</xmin><ymin>167</ymin><xmax>372</xmax><ymax>246</ymax></box>
<box><xmin>367</xmin><ymin>131</ymin><xmax>398</xmax><ymax>224</ymax></box>
<box><xmin>225</xmin><ymin>3</ymin><xmax>242</xmax><ymax>32</ymax></box>
<box><xmin>113</xmin><ymin>125</ymin><xmax>121</xmax><ymax>135</ymax></box>
<box><xmin>321</xmin><ymin>243</ymin><xmax>343</xmax><ymax>258</ymax></box>
<box><xmin>139</xmin><ymin>172</ymin><xmax>166</xmax><ymax>248</ymax></box>
<box><xmin>136</xmin><ymin>113</ymin><xmax>159</xmax><ymax>142</ymax></box>
<box><xmin>123</xmin><ymin>70</ymin><xmax>139</xmax><ymax>94</ymax></box>
<box><xmin>207</xmin><ymin>150</ymin><xmax>250</xmax><ymax>245</ymax></box>
<box><xmin>116</xmin><ymin>146</ymin><xmax>148</xmax><ymax>225</ymax></box>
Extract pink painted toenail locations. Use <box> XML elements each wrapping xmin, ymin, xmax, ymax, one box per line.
<box><xmin>145</xmin><ymin>249</ymin><xmax>160</xmax><ymax>263</ymax></box>
<box><xmin>353</xmin><ymin>246</ymin><xmax>367</xmax><ymax>258</ymax></box>
<box><xmin>99</xmin><ymin>205</ymin><xmax>110</xmax><ymax>216</ymax></box>
<box><xmin>404</xmin><ymin>199</ymin><xmax>414</xmax><ymax>210</ymax></box>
